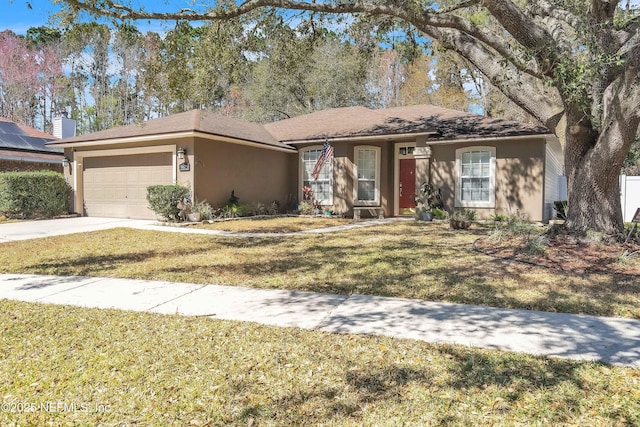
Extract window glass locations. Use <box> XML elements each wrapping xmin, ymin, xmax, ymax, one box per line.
<box><xmin>356</xmin><ymin>148</ymin><xmax>378</xmax><ymax>202</ymax></box>
<box><xmin>302</xmin><ymin>149</ymin><xmax>332</xmax><ymax>203</ymax></box>
<box><xmin>460</xmin><ymin>150</ymin><xmax>491</xmax><ymax>202</ymax></box>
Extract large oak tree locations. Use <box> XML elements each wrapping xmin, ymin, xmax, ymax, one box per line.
<box><xmin>59</xmin><ymin>0</ymin><xmax>640</xmax><ymax>234</ymax></box>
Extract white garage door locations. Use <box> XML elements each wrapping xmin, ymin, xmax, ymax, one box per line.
<box><xmin>83</xmin><ymin>152</ymin><xmax>173</xmax><ymax>219</ymax></box>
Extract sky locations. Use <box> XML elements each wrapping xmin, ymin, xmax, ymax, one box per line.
<box><xmin>0</xmin><ymin>0</ymin><xmax>198</xmax><ymax>35</ymax></box>
<box><xmin>1</xmin><ymin>0</ymin><xmax>62</xmax><ymax>35</ymax></box>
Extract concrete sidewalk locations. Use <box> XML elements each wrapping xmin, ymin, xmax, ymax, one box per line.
<box><xmin>1</xmin><ymin>273</ymin><xmax>639</xmax><ymax>368</ymax></box>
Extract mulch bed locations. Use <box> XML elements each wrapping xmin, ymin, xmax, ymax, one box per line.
<box><xmin>474</xmin><ymin>231</ymin><xmax>640</xmax><ymax>275</ymax></box>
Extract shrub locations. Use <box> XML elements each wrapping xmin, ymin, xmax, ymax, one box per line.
<box><xmin>146</xmin><ymin>184</ymin><xmax>191</xmax><ymax>221</ymax></box>
<box><xmin>298</xmin><ymin>201</ymin><xmax>313</xmax><ymax>215</ymax></box>
<box><xmin>432</xmin><ymin>207</ymin><xmax>448</xmax><ymax>220</ymax></box>
<box><xmin>489</xmin><ymin>213</ymin><xmax>510</xmax><ymax>222</ymax></box>
<box><xmin>0</xmin><ymin>171</ymin><xmax>68</xmax><ymax>219</ymax></box>
<box><xmin>219</xmin><ymin>202</ymin><xmax>253</xmax><ymax>218</ymax></box>
<box><xmin>414</xmin><ymin>183</ymin><xmax>444</xmax><ymax>214</ymax></box>
<box><xmin>251</xmin><ymin>202</ymin><xmax>267</xmax><ymax>216</ymax></box>
<box><xmin>451</xmin><ymin>208</ymin><xmax>477</xmax><ymax>221</ymax></box>
<box><xmin>193</xmin><ymin>199</ymin><xmax>214</xmax><ymax>221</ymax></box>
<box><xmin>489</xmin><ymin>213</ymin><xmax>541</xmax><ymax>241</ymax></box>
<box><xmin>523</xmin><ymin>235</ymin><xmax>549</xmax><ymax>255</ymax></box>
<box><xmin>616</xmin><ymin>249</ymin><xmax>639</xmax><ymax>265</ymax></box>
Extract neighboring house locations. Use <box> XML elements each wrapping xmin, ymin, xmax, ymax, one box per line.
<box><xmin>0</xmin><ymin>117</ymin><xmax>64</xmax><ymax>172</ymax></box>
<box><xmin>48</xmin><ymin>105</ymin><xmax>563</xmax><ymax>221</ymax></box>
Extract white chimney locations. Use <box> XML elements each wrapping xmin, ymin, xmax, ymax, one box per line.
<box><xmin>53</xmin><ymin>116</ymin><xmax>76</xmax><ymax>139</ymax></box>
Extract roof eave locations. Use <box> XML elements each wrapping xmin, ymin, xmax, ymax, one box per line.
<box><xmin>47</xmin><ymin>130</ymin><xmax>297</xmax><ymax>153</ymax></box>
<box><xmin>282</xmin><ymin>131</ymin><xmax>439</xmax><ymax>145</ymax></box>
<box><xmin>426</xmin><ymin>132</ymin><xmax>555</xmax><ymax>145</ymax></box>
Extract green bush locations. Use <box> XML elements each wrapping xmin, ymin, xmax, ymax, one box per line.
<box><xmin>432</xmin><ymin>207</ymin><xmax>448</xmax><ymax>220</ymax></box>
<box><xmin>0</xmin><ymin>171</ymin><xmax>69</xmax><ymax>219</ymax></box>
<box><xmin>146</xmin><ymin>185</ymin><xmax>190</xmax><ymax>221</ymax></box>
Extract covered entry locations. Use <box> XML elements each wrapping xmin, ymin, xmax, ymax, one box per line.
<box><xmin>81</xmin><ymin>151</ymin><xmax>174</xmax><ymax>219</ymax></box>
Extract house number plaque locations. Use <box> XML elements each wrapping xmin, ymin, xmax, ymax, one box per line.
<box><xmin>179</xmin><ymin>162</ymin><xmax>190</xmax><ymax>172</ymax></box>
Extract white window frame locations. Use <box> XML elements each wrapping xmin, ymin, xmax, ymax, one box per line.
<box><xmin>299</xmin><ymin>146</ymin><xmax>333</xmax><ymax>205</ymax></box>
<box><xmin>353</xmin><ymin>146</ymin><xmax>381</xmax><ymax>206</ymax></box>
<box><xmin>455</xmin><ymin>146</ymin><xmax>496</xmax><ymax>208</ymax></box>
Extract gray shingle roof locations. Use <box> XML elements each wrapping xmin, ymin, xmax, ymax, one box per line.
<box><xmin>265</xmin><ymin>104</ymin><xmax>550</xmax><ymax>143</ymax></box>
<box><xmin>49</xmin><ymin>110</ymin><xmax>294</xmax><ymax>151</ymax></box>
<box><xmin>48</xmin><ymin>105</ymin><xmax>551</xmax><ymax>149</ymax></box>
<box><xmin>0</xmin><ymin>117</ymin><xmax>61</xmax><ymax>154</ymax></box>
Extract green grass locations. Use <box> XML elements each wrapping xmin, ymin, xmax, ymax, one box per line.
<box><xmin>1</xmin><ymin>300</ymin><xmax>639</xmax><ymax>426</ymax></box>
<box><xmin>193</xmin><ymin>216</ymin><xmax>356</xmax><ymax>233</ymax></box>
<box><xmin>0</xmin><ymin>221</ymin><xmax>639</xmax><ymax>318</ymax></box>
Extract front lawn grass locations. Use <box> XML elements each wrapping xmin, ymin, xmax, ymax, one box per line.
<box><xmin>0</xmin><ymin>221</ymin><xmax>638</xmax><ymax>318</ymax></box>
<box><xmin>1</xmin><ymin>300</ymin><xmax>638</xmax><ymax>426</ymax></box>
<box><xmin>193</xmin><ymin>216</ymin><xmax>355</xmax><ymax>233</ymax></box>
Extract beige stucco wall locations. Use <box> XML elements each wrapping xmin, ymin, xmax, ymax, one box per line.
<box><xmin>193</xmin><ymin>138</ymin><xmax>296</xmax><ymax>209</ymax></box>
<box><xmin>65</xmin><ymin>136</ymin><xmax>295</xmax><ymax>216</ymax></box>
<box><xmin>62</xmin><ymin>133</ymin><xmax>548</xmax><ymax>221</ymax></box>
<box><xmin>296</xmin><ymin>141</ymin><xmax>393</xmax><ymax>217</ymax></box>
<box><xmin>430</xmin><ymin>138</ymin><xmax>545</xmax><ymax>221</ymax></box>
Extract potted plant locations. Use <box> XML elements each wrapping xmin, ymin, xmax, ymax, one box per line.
<box><xmin>177</xmin><ymin>195</ymin><xmax>212</xmax><ymax>222</ymax></box>
<box><xmin>413</xmin><ymin>183</ymin><xmax>444</xmax><ymax>221</ymax></box>
<box><xmin>178</xmin><ymin>200</ymin><xmax>201</xmax><ymax>222</ymax></box>
<box><xmin>449</xmin><ymin>208</ymin><xmax>477</xmax><ymax>229</ymax></box>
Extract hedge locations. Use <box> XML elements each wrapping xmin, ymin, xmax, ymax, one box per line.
<box><xmin>0</xmin><ymin>171</ymin><xmax>69</xmax><ymax>219</ymax></box>
<box><xmin>147</xmin><ymin>184</ymin><xmax>191</xmax><ymax>221</ymax></box>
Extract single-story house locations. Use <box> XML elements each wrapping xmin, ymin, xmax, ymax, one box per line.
<box><xmin>47</xmin><ymin>105</ymin><xmax>564</xmax><ymax>221</ymax></box>
<box><xmin>0</xmin><ymin>117</ymin><xmax>65</xmax><ymax>172</ymax></box>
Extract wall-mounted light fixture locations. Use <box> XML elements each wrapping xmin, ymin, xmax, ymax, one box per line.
<box><xmin>177</xmin><ymin>147</ymin><xmax>186</xmax><ymax>160</ymax></box>
<box><xmin>62</xmin><ymin>157</ymin><xmax>70</xmax><ymax>167</ymax></box>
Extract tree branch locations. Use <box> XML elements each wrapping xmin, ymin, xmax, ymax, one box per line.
<box><xmin>426</xmin><ymin>26</ymin><xmax>563</xmax><ymax>129</ymax></box>
<box><xmin>434</xmin><ymin>0</ymin><xmax>480</xmax><ymax>15</ymax></box>
<box><xmin>529</xmin><ymin>0</ymin><xmax>580</xmax><ymax>28</ymax></box>
<box><xmin>481</xmin><ymin>0</ymin><xmax>557</xmax><ymax>52</ymax></box>
<box><xmin>407</xmin><ymin>12</ymin><xmax>544</xmax><ymax>78</ymax></box>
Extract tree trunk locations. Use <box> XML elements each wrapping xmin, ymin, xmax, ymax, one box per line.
<box><xmin>563</xmin><ymin>114</ymin><xmax>633</xmax><ymax>235</ymax></box>
<box><xmin>565</xmin><ymin>159</ymin><xmax>623</xmax><ymax>235</ymax></box>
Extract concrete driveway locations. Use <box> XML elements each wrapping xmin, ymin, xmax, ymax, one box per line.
<box><xmin>0</xmin><ymin>217</ymin><xmax>158</xmax><ymax>242</ymax></box>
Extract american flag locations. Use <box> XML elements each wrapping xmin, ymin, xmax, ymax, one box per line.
<box><xmin>311</xmin><ymin>139</ymin><xmax>334</xmax><ymax>181</ymax></box>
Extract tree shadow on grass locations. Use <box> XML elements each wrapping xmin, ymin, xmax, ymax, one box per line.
<box><xmin>229</xmin><ymin>344</ymin><xmax>635</xmax><ymax>425</ymax></box>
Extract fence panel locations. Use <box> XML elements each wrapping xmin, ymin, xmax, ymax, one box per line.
<box><xmin>621</xmin><ymin>175</ymin><xmax>640</xmax><ymax>223</ymax></box>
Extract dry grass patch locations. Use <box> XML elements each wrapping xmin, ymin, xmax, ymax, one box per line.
<box><xmin>0</xmin><ymin>221</ymin><xmax>639</xmax><ymax>318</ymax></box>
<box><xmin>1</xmin><ymin>300</ymin><xmax>639</xmax><ymax>426</ymax></box>
<box><xmin>193</xmin><ymin>216</ymin><xmax>355</xmax><ymax>233</ymax></box>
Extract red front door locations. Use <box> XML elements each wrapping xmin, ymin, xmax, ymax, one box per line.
<box><xmin>399</xmin><ymin>158</ymin><xmax>416</xmax><ymax>215</ymax></box>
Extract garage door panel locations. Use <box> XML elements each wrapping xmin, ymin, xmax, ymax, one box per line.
<box><xmin>83</xmin><ymin>152</ymin><xmax>173</xmax><ymax>219</ymax></box>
